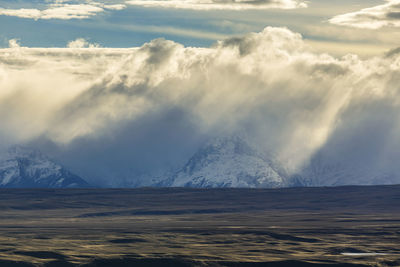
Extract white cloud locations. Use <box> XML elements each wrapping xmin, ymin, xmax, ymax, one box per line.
<box><xmin>1</xmin><ymin>27</ymin><xmax>400</xmax><ymax>173</ymax></box>
<box><xmin>67</xmin><ymin>38</ymin><xmax>100</xmax><ymax>48</ymax></box>
<box><xmin>0</xmin><ymin>1</ymin><xmax>126</xmax><ymax>20</ymax></box>
<box><xmin>330</xmin><ymin>0</ymin><xmax>400</xmax><ymax>29</ymax></box>
<box><xmin>102</xmin><ymin>4</ymin><xmax>127</xmax><ymax>10</ymax></box>
<box><xmin>8</xmin><ymin>39</ymin><xmax>21</xmax><ymax>48</ymax></box>
<box><xmin>125</xmin><ymin>0</ymin><xmax>307</xmax><ymax>10</ymax></box>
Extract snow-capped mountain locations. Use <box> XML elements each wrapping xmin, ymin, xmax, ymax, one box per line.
<box><xmin>290</xmin><ymin>155</ymin><xmax>399</xmax><ymax>187</ymax></box>
<box><xmin>0</xmin><ymin>146</ymin><xmax>90</xmax><ymax>188</ymax></box>
<box><xmin>157</xmin><ymin>135</ymin><xmax>400</xmax><ymax>189</ymax></box>
<box><xmin>163</xmin><ymin>136</ymin><xmax>285</xmax><ymax>188</ymax></box>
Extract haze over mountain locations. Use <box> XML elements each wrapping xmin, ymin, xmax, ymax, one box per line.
<box><xmin>3</xmin><ymin>132</ymin><xmax>400</xmax><ymax>188</ymax></box>
<box><xmin>2</xmin><ymin>2</ymin><xmax>400</xmax><ymax>266</ymax></box>
<box><xmin>2</xmin><ymin>20</ymin><xmax>400</xmax><ymax>188</ymax></box>
<box><xmin>163</xmin><ymin>136</ymin><xmax>285</xmax><ymax>188</ymax></box>
<box><xmin>160</xmin><ymin>135</ymin><xmax>400</xmax><ymax>188</ymax></box>
<box><xmin>0</xmin><ymin>146</ymin><xmax>89</xmax><ymax>188</ymax></box>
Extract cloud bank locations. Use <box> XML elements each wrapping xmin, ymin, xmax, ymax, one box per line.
<box><xmin>1</xmin><ymin>28</ymin><xmax>400</xmax><ymax>183</ymax></box>
<box><xmin>330</xmin><ymin>0</ymin><xmax>400</xmax><ymax>29</ymax></box>
<box><xmin>0</xmin><ymin>0</ymin><xmax>306</xmax><ymax>19</ymax></box>
<box><xmin>125</xmin><ymin>0</ymin><xmax>307</xmax><ymax>10</ymax></box>
<box><xmin>0</xmin><ymin>1</ymin><xmax>125</xmax><ymax>20</ymax></box>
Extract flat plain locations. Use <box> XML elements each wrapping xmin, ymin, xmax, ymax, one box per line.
<box><xmin>0</xmin><ymin>186</ymin><xmax>399</xmax><ymax>266</ymax></box>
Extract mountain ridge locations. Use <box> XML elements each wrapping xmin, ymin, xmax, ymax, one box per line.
<box><xmin>0</xmin><ymin>146</ymin><xmax>90</xmax><ymax>188</ymax></box>
<box><xmin>164</xmin><ymin>136</ymin><xmax>285</xmax><ymax>188</ymax></box>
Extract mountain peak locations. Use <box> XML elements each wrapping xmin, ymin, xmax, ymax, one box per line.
<box><xmin>167</xmin><ymin>136</ymin><xmax>285</xmax><ymax>188</ymax></box>
<box><xmin>0</xmin><ymin>145</ymin><xmax>90</xmax><ymax>188</ymax></box>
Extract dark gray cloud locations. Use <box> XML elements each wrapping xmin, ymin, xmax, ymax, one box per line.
<box><xmin>387</xmin><ymin>11</ymin><xmax>400</xmax><ymax>19</ymax></box>
<box><xmin>330</xmin><ymin>0</ymin><xmax>400</xmax><ymax>29</ymax></box>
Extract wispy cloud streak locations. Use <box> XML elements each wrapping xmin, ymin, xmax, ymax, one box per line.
<box><xmin>125</xmin><ymin>0</ymin><xmax>307</xmax><ymax>10</ymax></box>
<box><xmin>0</xmin><ymin>1</ymin><xmax>126</xmax><ymax>20</ymax></box>
<box><xmin>330</xmin><ymin>0</ymin><xmax>400</xmax><ymax>29</ymax></box>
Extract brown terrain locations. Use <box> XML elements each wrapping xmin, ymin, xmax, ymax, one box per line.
<box><xmin>0</xmin><ymin>186</ymin><xmax>399</xmax><ymax>266</ymax></box>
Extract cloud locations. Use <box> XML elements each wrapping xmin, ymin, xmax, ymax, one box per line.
<box><xmin>125</xmin><ymin>0</ymin><xmax>307</xmax><ymax>10</ymax></box>
<box><xmin>0</xmin><ymin>1</ymin><xmax>126</xmax><ymax>20</ymax></box>
<box><xmin>100</xmin><ymin>4</ymin><xmax>127</xmax><ymax>10</ymax></box>
<box><xmin>116</xmin><ymin>24</ymin><xmax>230</xmax><ymax>40</ymax></box>
<box><xmin>329</xmin><ymin>0</ymin><xmax>400</xmax><ymax>29</ymax></box>
<box><xmin>1</xmin><ymin>27</ymin><xmax>400</xmax><ymax>180</ymax></box>
<box><xmin>67</xmin><ymin>38</ymin><xmax>100</xmax><ymax>48</ymax></box>
<box><xmin>8</xmin><ymin>39</ymin><xmax>21</xmax><ymax>48</ymax></box>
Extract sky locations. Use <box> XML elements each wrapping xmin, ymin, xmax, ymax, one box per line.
<box><xmin>1</xmin><ymin>0</ymin><xmax>400</xmax><ymax>186</ymax></box>
<box><xmin>0</xmin><ymin>0</ymin><xmax>398</xmax><ymax>56</ymax></box>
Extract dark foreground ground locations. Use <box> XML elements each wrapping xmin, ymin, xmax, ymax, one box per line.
<box><xmin>0</xmin><ymin>186</ymin><xmax>399</xmax><ymax>267</ymax></box>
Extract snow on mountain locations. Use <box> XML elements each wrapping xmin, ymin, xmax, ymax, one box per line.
<box><xmin>3</xmin><ymin>139</ymin><xmax>396</xmax><ymax>189</ymax></box>
<box><xmin>0</xmin><ymin>146</ymin><xmax>90</xmax><ymax>188</ymax></box>
<box><xmin>289</xmin><ymin>153</ymin><xmax>400</xmax><ymax>187</ymax></box>
<box><xmin>158</xmin><ymin>135</ymin><xmax>400</xmax><ymax>189</ymax></box>
<box><xmin>163</xmin><ymin>136</ymin><xmax>285</xmax><ymax>188</ymax></box>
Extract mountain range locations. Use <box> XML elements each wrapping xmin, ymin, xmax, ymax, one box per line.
<box><xmin>1</xmin><ymin>136</ymin><xmax>399</xmax><ymax>188</ymax></box>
